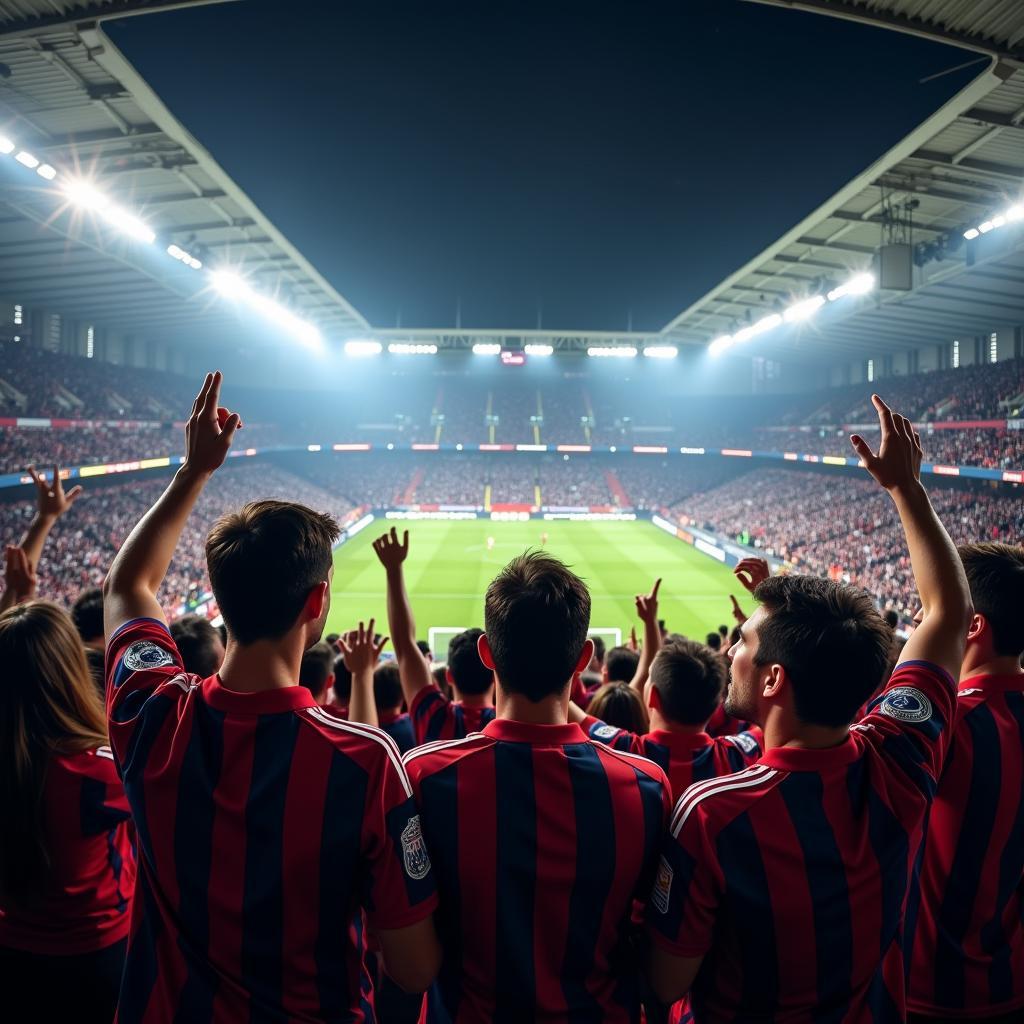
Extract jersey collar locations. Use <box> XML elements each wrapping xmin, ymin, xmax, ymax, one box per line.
<box><xmin>483</xmin><ymin>718</ymin><xmax>588</xmax><ymax>746</ymax></box>
<box><xmin>757</xmin><ymin>735</ymin><xmax>860</xmax><ymax>772</ymax></box>
<box><xmin>958</xmin><ymin>672</ymin><xmax>1024</xmax><ymax>694</ymax></box>
<box><xmin>202</xmin><ymin>675</ymin><xmax>318</xmax><ymax>715</ymax></box>
<box><xmin>647</xmin><ymin>729</ymin><xmax>714</xmax><ymax>752</ymax></box>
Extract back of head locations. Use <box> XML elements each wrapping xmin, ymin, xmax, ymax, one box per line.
<box><xmin>590</xmin><ymin>634</ymin><xmax>606</xmax><ymax>667</ymax></box>
<box><xmin>605</xmin><ymin>646</ymin><xmax>639</xmax><ymax>684</ymax></box>
<box><xmin>484</xmin><ymin>551</ymin><xmax>591</xmax><ymax>702</ymax></box>
<box><xmin>374</xmin><ymin>662</ymin><xmax>403</xmax><ymax>712</ymax></box>
<box><xmin>959</xmin><ymin>542</ymin><xmax>1024</xmax><ymax>658</ymax></box>
<box><xmin>206</xmin><ymin>500</ymin><xmax>340</xmax><ymax>646</ymax></box>
<box><xmin>752</xmin><ymin>575</ymin><xmax>891</xmax><ymax>728</ymax></box>
<box><xmin>650</xmin><ymin>638</ymin><xmax>727</xmax><ymax>727</ymax></box>
<box><xmin>588</xmin><ymin>683</ymin><xmax>649</xmax><ymax>733</ymax></box>
<box><xmin>332</xmin><ymin>653</ymin><xmax>352</xmax><ymax>706</ymax></box>
<box><xmin>169</xmin><ymin>613</ymin><xmax>224</xmax><ymax>677</ymax></box>
<box><xmin>883</xmin><ymin>608</ymin><xmax>899</xmax><ymax>630</ymax></box>
<box><xmin>299</xmin><ymin>641</ymin><xmax>335</xmax><ymax>704</ymax></box>
<box><xmin>70</xmin><ymin>587</ymin><xmax>104</xmax><ymax>644</ymax></box>
<box><xmin>705</xmin><ymin>631</ymin><xmax>722</xmax><ymax>651</ymax></box>
<box><xmin>447</xmin><ymin>628</ymin><xmax>493</xmax><ymax>697</ymax></box>
<box><xmin>0</xmin><ymin>602</ymin><xmax>107</xmax><ymax>897</ymax></box>
<box><xmin>416</xmin><ymin>639</ymin><xmax>432</xmax><ymax>661</ymax></box>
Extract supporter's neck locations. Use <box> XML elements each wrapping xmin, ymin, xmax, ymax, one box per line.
<box><xmin>496</xmin><ymin>685</ymin><xmax>569</xmax><ymax>725</ymax></box>
<box><xmin>960</xmin><ymin>651</ymin><xmax>1024</xmax><ymax>681</ymax></box>
<box><xmin>762</xmin><ymin>707</ymin><xmax>848</xmax><ymax>752</ymax></box>
<box><xmin>218</xmin><ymin>636</ymin><xmax>305</xmax><ymax>693</ymax></box>
<box><xmin>453</xmin><ymin>688</ymin><xmax>493</xmax><ymax>708</ymax></box>
<box><xmin>648</xmin><ymin>708</ymin><xmax>705</xmax><ymax>736</ymax></box>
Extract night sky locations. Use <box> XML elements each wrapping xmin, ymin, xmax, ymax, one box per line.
<box><xmin>109</xmin><ymin>0</ymin><xmax>977</xmax><ymax>332</ymax></box>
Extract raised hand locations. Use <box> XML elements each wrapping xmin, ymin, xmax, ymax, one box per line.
<box><xmin>628</xmin><ymin>626</ymin><xmax>639</xmax><ymax>652</ymax></box>
<box><xmin>850</xmin><ymin>394</ymin><xmax>922</xmax><ymax>494</ymax></box>
<box><xmin>27</xmin><ymin>464</ymin><xmax>82</xmax><ymax>521</ymax></box>
<box><xmin>372</xmin><ymin>527</ymin><xmax>410</xmax><ymax>572</ymax></box>
<box><xmin>635</xmin><ymin>578</ymin><xmax>662</xmax><ymax>625</ymax></box>
<box><xmin>3</xmin><ymin>545</ymin><xmax>37</xmax><ymax>605</ymax></box>
<box><xmin>338</xmin><ymin>619</ymin><xmax>389</xmax><ymax>675</ymax></box>
<box><xmin>184</xmin><ymin>371</ymin><xmax>242</xmax><ymax>475</ymax></box>
<box><xmin>729</xmin><ymin>594</ymin><xmax>748</xmax><ymax>625</ymax></box>
<box><xmin>733</xmin><ymin>558</ymin><xmax>770</xmax><ymax>595</ymax></box>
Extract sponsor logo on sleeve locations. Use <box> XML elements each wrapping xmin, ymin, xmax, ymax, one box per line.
<box><xmin>593</xmin><ymin>724</ymin><xmax>619</xmax><ymax>740</ymax></box>
<box><xmin>401</xmin><ymin>815</ymin><xmax>432</xmax><ymax>881</ymax></box>
<box><xmin>652</xmin><ymin>856</ymin><xmax>674</xmax><ymax>914</ymax></box>
<box><xmin>123</xmin><ymin>641</ymin><xmax>174</xmax><ymax>672</ymax></box>
<box><xmin>878</xmin><ymin>687</ymin><xmax>933</xmax><ymax>724</ymax></box>
<box><xmin>729</xmin><ymin>732</ymin><xmax>759</xmax><ymax>754</ymax></box>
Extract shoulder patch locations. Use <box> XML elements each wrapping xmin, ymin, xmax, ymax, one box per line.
<box><xmin>123</xmin><ymin>640</ymin><xmax>174</xmax><ymax>672</ymax></box>
<box><xmin>728</xmin><ymin>731</ymin><xmax>759</xmax><ymax>754</ymax></box>
<box><xmin>593</xmin><ymin>724</ymin><xmax>619</xmax><ymax>740</ymax></box>
<box><xmin>401</xmin><ymin>815</ymin><xmax>432</xmax><ymax>880</ymax></box>
<box><xmin>878</xmin><ymin>686</ymin><xmax>933</xmax><ymax>724</ymax></box>
<box><xmin>651</xmin><ymin>855</ymin><xmax>674</xmax><ymax>915</ymax></box>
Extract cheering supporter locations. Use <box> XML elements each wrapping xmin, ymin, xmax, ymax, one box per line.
<box><xmin>909</xmin><ymin>542</ymin><xmax>1024</xmax><ymax>1024</ymax></box>
<box><xmin>374</xmin><ymin>526</ymin><xmax>496</xmax><ymax>743</ymax></box>
<box><xmin>586</xmin><ymin>682</ymin><xmax>650</xmax><ymax>732</ymax></box>
<box><xmin>537</xmin><ymin>455</ymin><xmax>615</xmax><ymax>506</ymax></box>
<box><xmin>604</xmin><ymin>644</ymin><xmax>640</xmax><ymax>684</ymax></box>
<box><xmin>168</xmin><ymin>612</ymin><xmax>225</xmax><ymax>677</ymax></box>
<box><xmin>412</xmin><ymin>455</ymin><xmax>486</xmax><ymax>506</ymax></box>
<box><xmin>0</xmin><ymin>600</ymin><xmax>136</xmax><ymax>1023</ymax></box>
<box><xmin>298</xmin><ymin>639</ymin><xmax>336</xmax><ymax>705</ymax></box>
<box><xmin>403</xmin><ymin>550</ymin><xmax>673</xmax><ymax>1022</ymax></box>
<box><xmin>72</xmin><ymin>586</ymin><xmax>107</xmax><ymax>693</ymax></box>
<box><xmin>487</xmin><ymin>457</ymin><xmax>539</xmax><ymax>505</ymax></box>
<box><xmin>573</xmin><ymin>637</ymin><xmax>762</xmax><ymax>801</ymax></box>
<box><xmin>648</xmin><ymin>395</ymin><xmax>973</xmax><ymax>1022</ymax></box>
<box><xmin>102</xmin><ymin>372</ymin><xmax>439</xmax><ymax>1021</ymax></box>
<box><xmin>328</xmin><ymin>648</ymin><xmax>353</xmax><ymax>716</ymax></box>
<box><xmin>373</xmin><ymin>662</ymin><xmax>417</xmax><ymax>753</ymax></box>
<box><xmin>289</xmin><ymin>455</ymin><xmax>410</xmax><ymax>508</ymax></box>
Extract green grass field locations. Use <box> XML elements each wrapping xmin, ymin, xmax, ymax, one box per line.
<box><xmin>327</xmin><ymin>519</ymin><xmax>740</xmax><ymax>653</ymax></box>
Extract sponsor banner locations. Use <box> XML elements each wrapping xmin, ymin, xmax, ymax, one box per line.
<box><xmin>721</xmin><ymin>448</ymin><xmax>753</xmax><ymax>457</ymax></box>
<box><xmin>543</xmin><ymin>512</ymin><xmax>637</xmax><ymax>522</ymax></box>
<box><xmin>695</xmin><ymin>537</ymin><xmax>726</xmax><ymax>562</ymax></box>
<box><xmin>386</xmin><ymin>510</ymin><xmax>480</xmax><ymax>521</ymax></box>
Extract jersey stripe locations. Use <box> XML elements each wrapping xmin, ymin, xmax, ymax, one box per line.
<box><xmin>671</xmin><ymin>765</ymin><xmax>775</xmax><ymax>836</ymax></box>
<box><xmin>307</xmin><ymin>707</ymin><xmax>412</xmax><ymax>798</ymax></box>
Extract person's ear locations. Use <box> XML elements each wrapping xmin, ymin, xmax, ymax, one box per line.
<box><xmin>763</xmin><ymin>664</ymin><xmax>786</xmax><ymax>700</ymax></box>
<box><xmin>326</xmin><ymin>673</ymin><xmax>335</xmax><ymax>688</ymax></box>
<box><xmin>446</xmin><ymin>668</ymin><xmax>455</xmax><ymax>686</ymax></box>
<box><xmin>648</xmin><ymin>684</ymin><xmax>662</xmax><ymax>712</ymax></box>
<box><xmin>966</xmin><ymin>613</ymin><xmax>985</xmax><ymax>643</ymax></box>
<box><xmin>477</xmin><ymin>633</ymin><xmax>496</xmax><ymax>670</ymax></box>
<box><xmin>304</xmin><ymin>581</ymin><xmax>328</xmax><ymax>623</ymax></box>
<box><xmin>574</xmin><ymin>638</ymin><xmax>595</xmax><ymax>673</ymax></box>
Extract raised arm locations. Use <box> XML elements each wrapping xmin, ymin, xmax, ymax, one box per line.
<box><xmin>21</xmin><ymin>464</ymin><xmax>83</xmax><ymax>569</ymax></box>
<box><xmin>372</xmin><ymin>528</ymin><xmax>434</xmax><ymax>708</ymax></box>
<box><xmin>850</xmin><ymin>395</ymin><xmax>971</xmax><ymax>680</ymax></box>
<box><xmin>629</xmin><ymin>577</ymin><xmax>662</xmax><ymax>693</ymax></box>
<box><xmin>103</xmin><ymin>372</ymin><xmax>241</xmax><ymax>638</ymax></box>
<box><xmin>340</xmin><ymin>620</ymin><xmax>387</xmax><ymax>728</ymax></box>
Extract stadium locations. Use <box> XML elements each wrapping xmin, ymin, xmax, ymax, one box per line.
<box><xmin>2</xmin><ymin>2</ymin><xmax>1024</xmax><ymax>1023</ymax></box>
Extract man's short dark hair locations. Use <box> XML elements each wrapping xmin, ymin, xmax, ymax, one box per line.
<box><xmin>752</xmin><ymin>575</ymin><xmax>891</xmax><ymax>728</ymax></box>
<box><xmin>447</xmin><ymin>628</ymin><xmax>493</xmax><ymax>696</ymax></box>
<box><xmin>883</xmin><ymin>609</ymin><xmax>899</xmax><ymax>630</ymax></box>
<box><xmin>590</xmin><ymin>634</ymin><xmax>606</xmax><ymax>666</ymax></box>
<box><xmin>71</xmin><ymin>588</ymin><xmax>104</xmax><ymax>643</ymax></box>
<box><xmin>718</xmin><ymin>624</ymin><xmax>728</xmax><ymax>639</ymax></box>
<box><xmin>206</xmin><ymin>500</ymin><xmax>339</xmax><ymax>645</ymax></box>
<box><xmin>705</xmin><ymin>631</ymin><xmax>722</xmax><ymax>651</ymax></box>
<box><xmin>299</xmin><ymin>641</ymin><xmax>334</xmax><ymax>703</ymax></box>
<box><xmin>484</xmin><ymin>552</ymin><xmax>591</xmax><ymax>702</ymax></box>
<box><xmin>650</xmin><ymin>638</ymin><xmax>727</xmax><ymax>726</ymax></box>
<box><xmin>605</xmin><ymin>646</ymin><xmax>639</xmax><ymax>684</ymax></box>
<box><xmin>169</xmin><ymin>614</ymin><xmax>223</xmax><ymax>677</ymax></box>
<box><xmin>332</xmin><ymin>653</ymin><xmax>352</xmax><ymax>704</ymax></box>
<box><xmin>374</xmin><ymin>662</ymin><xmax>403</xmax><ymax>711</ymax></box>
<box><xmin>417</xmin><ymin>639</ymin><xmax>432</xmax><ymax>660</ymax></box>
<box><xmin>959</xmin><ymin>543</ymin><xmax>1024</xmax><ymax>657</ymax></box>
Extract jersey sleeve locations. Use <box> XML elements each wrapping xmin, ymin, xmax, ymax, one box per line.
<box><xmin>75</xmin><ymin>747</ymin><xmax>133</xmax><ymax>832</ymax></box>
<box><xmin>646</xmin><ymin>794</ymin><xmax>722</xmax><ymax>958</ymax></box>
<box><xmin>856</xmin><ymin>659</ymin><xmax>957</xmax><ymax>798</ymax></box>
<box><xmin>582</xmin><ymin>714</ymin><xmax>642</xmax><ymax>753</ymax></box>
<box><xmin>409</xmin><ymin>683</ymin><xmax>453</xmax><ymax>745</ymax></box>
<box><xmin>105</xmin><ymin>617</ymin><xmax>192</xmax><ymax>766</ymax></box>
<box><xmin>360</xmin><ymin>746</ymin><xmax>439</xmax><ymax>930</ymax></box>
<box><xmin>721</xmin><ymin>729</ymin><xmax>763</xmax><ymax>766</ymax></box>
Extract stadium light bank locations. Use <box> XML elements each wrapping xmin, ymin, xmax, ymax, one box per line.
<box><xmin>708</xmin><ymin>271</ymin><xmax>875</xmax><ymax>357</ymax></box>
<box><xmin>962</xmin><ymin>202</ymin><xmax>1024</xmax><ymax>241</ymax></box>
<box><xmin>211</xmin><ymin>271</ymin><xmax>322</xmax><ymax>349</ymax></box>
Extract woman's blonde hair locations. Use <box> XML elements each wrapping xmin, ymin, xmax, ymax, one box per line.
<box><xmin>0</xmin><ymin>601</ymin><xmax>107</xmax><ymax>900</ymax></box>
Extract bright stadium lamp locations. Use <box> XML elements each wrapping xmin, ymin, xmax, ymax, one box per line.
<box><xmin>15</xmin><ymin>150</ymin><xmax>39</xmax><ymax>169</ymax></box>
<box><xmin>708</xmin><ymin>334</ymin><xmax>733</xmax><ymax>356</ymax></box>
<box><xmin>345</xmin><ymin>339</ymin><xmax>383</xmax><ymax>356</ymax></box>
<box><xmin>963</xmin><ymin>227</ymin><xmax>980</xmax><ymax>240</ymax></box>
<box><xmin>0</xmin><ymin>136</ymin><xmax>14</xmax><ymax>154</ymax></box>
<box><xmin>472</xmin><ymin>343</ymin><xmax>501</xmax><ymax>355</ymax></box>
<box><xmin>36</xmin><ymin>164</ymin><xmax>57</xmax><ymax>181</ymax></box>
<box><xmin>63</xmin><ymin>179</ymin><xmax>156</xmax><ymax>244</ymax></box>
<box><xmin>783</xmin><ymin>295</ymin><xmax>825</xmax><ymax>323</ymax></box>
<box><xmin>587</xmin><ymin>346</ymin><xmax>637</xmax><ymax>358</ymax></box>
<box><xmin>827</xmin><ymin>272</ymin><xmax>874</xmax><ymax>302</ymax></box>
<box><xmin>388</xmin><ymin>342</ymin><xmax>437</xmax><ymax>354</ymax></box>
<box><xmin>524</xmin><ymin>344</ymin><xmax>553</xmax><ymax>356</ymax></box>
<box><xmin>643</xmin><ymin>345</ymin><xmax>678</xmax><ymax>359</ymax></box>
<box><xmin>211</xmin><ymin>270</ymin><xmax>321</xmax><ymax>348</ymax></box>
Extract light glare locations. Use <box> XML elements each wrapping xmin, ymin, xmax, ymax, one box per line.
<box><xmin>783</xmin><ymin>295</ymin><xmax>825</xmax><ymax>323</ymax></box>
<box><xmin>345</xmin><ymin>340</ymin><xmax>383</xmax><ymax>356</ymax></box>
<box><xmin>524</xmin><ymin>344</ymin><xmax>554</xmax><ymax>356</ymax></box>
<box><xmin>643</xmin><ymin>345</ymin><xmax>678</xmax><ymax>359</ymax></box>
<box><xmin>0</xmin><ymin>136</ymin><xmax>14</xmax><ymax>154</ymax></box>
<box><xmin>472</xmin><ymin>343</ymin><xmax>501</xmax><ymax>355</ymax></box>
<box><xmin>388</xmin><ymin>342</ymin><xmax>437</xmax><ymax>354</ymax></box>
<box><xmin>211</xmin><ymin>270</ymin><xmax>321</xmax><ymax>348</ymax></box>
<box><xmin>587</xmin><ymin>346</ymin><xmax>637</xmax><ymax>358</ymax></box>
<box><xmin>36</xmin><ymin>164</ymin><xmax>57</xmax><ymax>181</ymax></box>
<box><xmin>15</xmin><ymin>151</ymin><xmax>39</xmax><ymax>168</ymax></box>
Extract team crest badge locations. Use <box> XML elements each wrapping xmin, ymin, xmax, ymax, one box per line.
<box><xmin>123</xmin><ymin>641</ymin><xmax>174</xmax><ymax>672</ymax></box>
<box><xmin>730</xmin><ymin>732</ymin><xmax>759</xmax><ymax>754</ymax></box>
<box><xmin>401</xmin><ymin>815</ymin><xmax>431</xmax><ymax>881</ymax></box>
<box><xmin>879</xmin><ymin>686</ymin><xmax>932</xmax><ymax>724</ymax></box>
<box><xmin>593</xmin><ymin>724</ymin><xmax>619</xmax><ymax>740</ymax></box>
<box><xmin>651</xmin><ymin>856</ymin><xmax>674</xmax><ymax>915</ymax></box>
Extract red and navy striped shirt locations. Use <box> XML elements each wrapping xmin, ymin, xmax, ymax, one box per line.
<box><xmin>0</xmin><ymin>746</ymin><xmax>135</xmax><ymax>955</ymax></box>
<box><xmin>409</xmin><ymin>683</ymin><xmax>495</xmax><ymax>745</ymax></box>
<box><xmin>705</xmin><ymin>705</ymin><xmax>755</xmax><ymax>738</ymax></box>
<box><xmin>379</xmin><ymin>709</ymin><xmax>417</xmax><ymax>754</ymax></box>
<box><xmin>404</xmin><ymin>717</ymin><xmax>672</xmax><ymax>1023</ymax></box>
<box><xmin>909</xmin><ymin>672</ymin><xmax>1024</xmax><ymax>1019</ymax></box>
<box><xmin>580</xmin><ymin>714</ymin><xmax>763</xmax><ymax>802</ymax></box>
<box><xmin>649</xmin><ymin>660</ymin><xmax>957</xmax><ymax>1023</ymax></box>
<box><xmin>105</xmin><ymin>618</ymin><xmax>437</xmax><ymax>1023</ymax></box>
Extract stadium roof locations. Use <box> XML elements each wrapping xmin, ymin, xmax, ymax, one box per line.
<box><xmin>0</xmin><ymin>0</ymin><xmax>369</xmax><ymax>347</ymax></box>
<box><xmin>662</xmin><ymin>0</ymin><xmax>1024</xmax><ymax>361</ymax></box>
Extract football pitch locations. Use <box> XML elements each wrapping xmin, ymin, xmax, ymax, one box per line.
<box><xmin>327</xmin><ymin>518</ymin><xmax>741</xmax><ymax>650</ymax></box>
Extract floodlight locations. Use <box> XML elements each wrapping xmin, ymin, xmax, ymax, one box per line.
<box><xmin>15</xmin><ymin>151</ymin><xmax>38</xmax><ymax>168</ymax></box>
<box><xmin>587</xmin><ymin>346</ymin><xmax>637</xmax><ymax>358</ymax></box>
<box><xmin>524</xmin><ymin>344</ymin><xmax>553</xmax><ymax>356</ymax></box>
<box><xmin>36</xmin><ymin>164</ymin><xmax>57</xmax><ymax>181</ymax></box>
<box><xmin>0</xmin><ymin>136</ymin><xmax>14</xmax><ymax>154</ymax></box>
<box><xmin>963</xmin><ymin>227</ymin><xmax>980</xmax><ymax>240</ymax></box>
<box><xmin>345</xmin><ymin>340</ymin><xmax>383</xmax><ymax>356</ymax></box>
<box><xmin>783</xmin><ymin>295</ymin><xmax>825</xmax><ymax>323</ymax></box>
<box><xmin>978</xmin><ymin>220</ymin><xmax>994</xmax><ymax>234</ymax></box>
<box><xmin>643</xmin><ymin>345</ymin><xmax>678</xmax><ymax>359</ymax></box>
<box><xmin>211</xmin><ymin>269</ymin><xmax>321</xmax><ymax>348</ymax></box>
<box><xmin>1007</xmin><ymin>204</ymin><xmax>1024</xmax><ymax>222</ymax></box>
<box><xmin>388</xmin><ymin>342</ymin><xmax>437</xmax><ymax>354</ymax></box>
<box><xmin>827</xmin><ymin>272</ymin><xmax>874</xmax><ymax>302</ymax></box>
<box><xmin>708</xmin><ymin>335</ymin><xmax>733</xmax><ymax>356</ymax></box>
<box><xmin>472</xmin><ymin>343</ymin><xmax>501</xmax><ymax>355</ymax></box>
<box><xmin>63</xmin><ymin>180</ymin><xmax>155</xmax><ymax>244</ymax></box>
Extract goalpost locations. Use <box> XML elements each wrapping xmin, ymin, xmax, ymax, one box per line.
<box><xmin>428</xmin><ymin>626</ymin><xmax>622</xmax><ymax>663</ymax></box>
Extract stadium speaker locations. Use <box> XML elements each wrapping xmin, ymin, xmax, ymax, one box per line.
<box><xmin>878</xmin><ymin>243</ymin><xmax>913</xmax><ymax>291</ymax></box>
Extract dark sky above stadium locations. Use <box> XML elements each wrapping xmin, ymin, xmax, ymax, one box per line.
<box><xmin>110</xmin><ymin>0</ymin><xmax>978</xmax><ymax>332</ymax></box>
